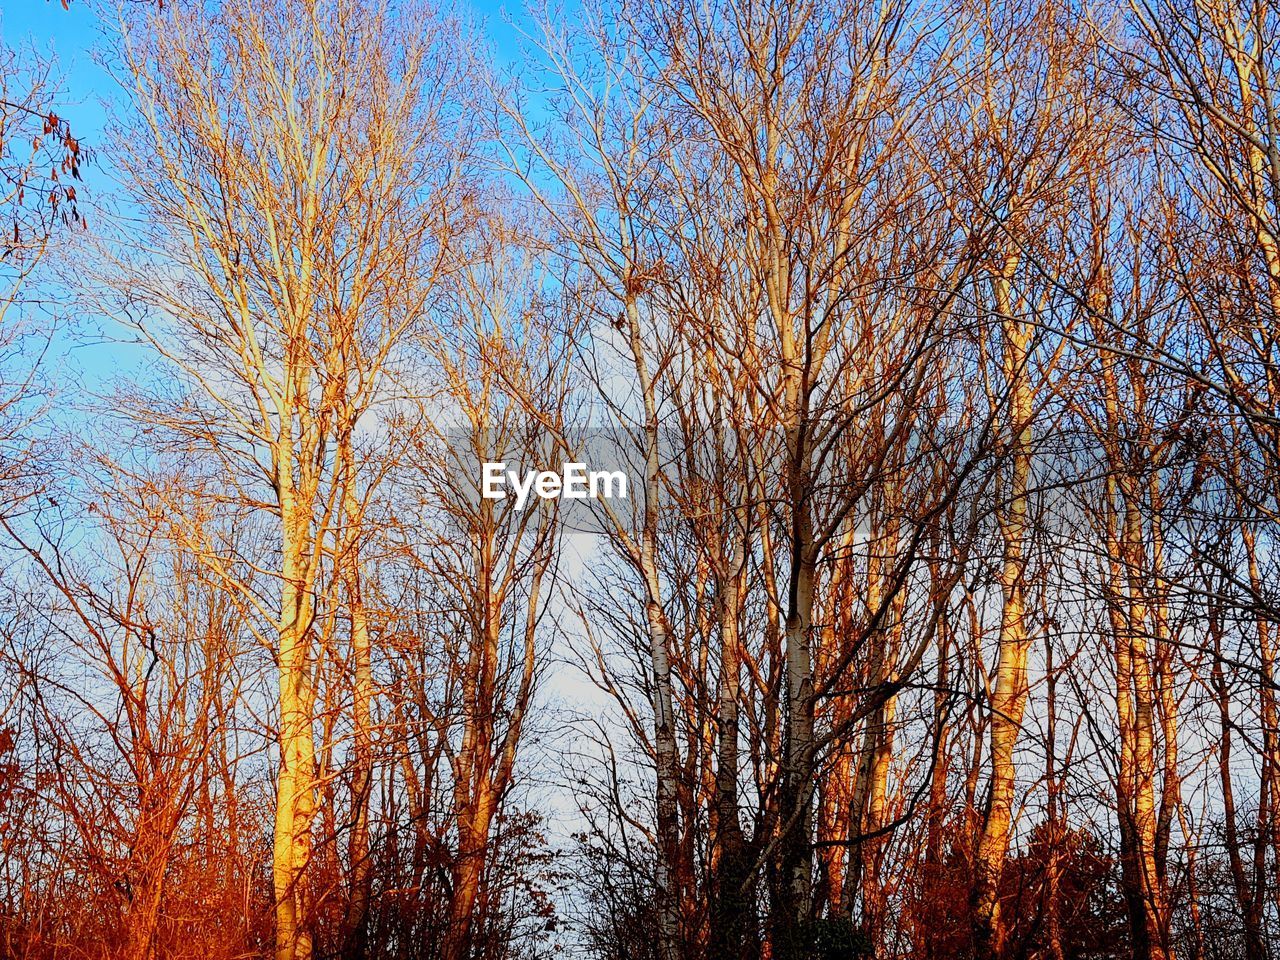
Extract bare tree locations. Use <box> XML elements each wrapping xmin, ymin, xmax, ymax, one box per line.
<box><xmin>101</xmin><ymin>2</ymin><xmax>475</xmax><ymax>955</ymax></box>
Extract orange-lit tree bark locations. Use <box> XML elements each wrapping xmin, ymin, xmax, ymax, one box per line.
<box><xmin>951</xmin><ymin>8</ymin><xmax>1108</xmax><ymax>955</ymax></box>
<box><xmin>1081</xmin><ymin>256</ymin><xmax>1180</xmax><ymax>960</ymax></box>
<box><xmin>106</xmin><ymin>2</ymin><xmax>473</xmax><ymax>956</ymax></box>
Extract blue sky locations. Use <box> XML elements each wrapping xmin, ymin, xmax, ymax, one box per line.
<box><xmin>1</xmin><ymin>3</ymin><xmax>109</xmax><ymax>137</ymax></box>
<box><xmin>1</xmin><ymin>0</ymin><xmax>540</xmax><ymax>189</ymax></box>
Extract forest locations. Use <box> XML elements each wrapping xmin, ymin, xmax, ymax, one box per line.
<box><xmin>0</xmin><ymin>0</ymin><xmax>1278</xmax><ymax>958</ymax></box>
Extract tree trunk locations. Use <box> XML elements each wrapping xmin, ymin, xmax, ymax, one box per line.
<box><xmin>1210</xmin><ymin>612</ymin><xmax>1267</xmax><ymax>960</ymax></box>
<box><xmin>710</xmin><ymin>519</ymin><xmax>758</xmax><ymax>960</ymax></box>
<box><xmin>972</xmin><ymin>259</ymin><xmax>1033</xmax><ymax>960</ymax></box>
<box><xmin>342</xmin><ymin>468</ymin><xmax>374</xmax><ymax>960</ymax></box>
<box><xmin>620</xmin><ymin>291</ymin><xmax>684</xmax><ymax>960</ymax></box>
